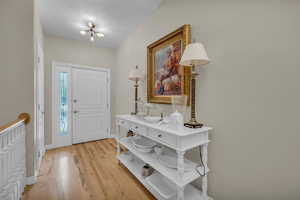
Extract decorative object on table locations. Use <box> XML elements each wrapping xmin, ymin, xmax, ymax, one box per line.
<box><xmin>157</xmin><ymin>113</ymin><xmax>171</xmax><ymax>126</ymax></box>
<box><xmin>127</xmin><ymin>130</ymin><xmax>135</xmax><ymax>137</ymax></box>
<box><xmin>142</xmin><ymin>164</ymin><xmax>154</xmax><ymax>177</ymax></box>
<box><xmin>147</xmin><ymin>25</ymin><xmax>191</xmax><ymax>104</ymax></box>
<box><xmin>169</xmin><ymin>95</ymin><xmax>188</xmax><ymax>130</ymax></box>
<box><xmin>80</xmin><ymin>22</ymin><xmax>104</xmax><ymax>42</ymax></box>
<box><xmin>179</xmin><ymin>42</ymin><xmax>210</xmax><ymax>128</ymax></box>
<box><xmin>129</xmin><ymin>65</ymin><xmax>144</xmax><ymax>115</ymax></box>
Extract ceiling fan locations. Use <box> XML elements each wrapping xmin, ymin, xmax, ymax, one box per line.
<box><xmin>80</xmin><ymin>22</ymin><xmax>104</xmax><ymax>42</ymax></box>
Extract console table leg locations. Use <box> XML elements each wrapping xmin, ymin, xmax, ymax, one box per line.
<box><xmin>201</xmin><ymin>144</ymin><xmax>208</xmax><ymax>200</ymax></box>
<box><xmin>177</xmin><ymin>186</ymin><xmax>185</xmax><ymax>200</ymax></box>
<box><xmin>177</xmin><ymin>150</ymin><xmax>185</xmax><ymax>200</ymax></box>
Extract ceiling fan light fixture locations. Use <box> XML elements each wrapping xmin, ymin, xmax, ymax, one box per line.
<box><xmin>80</xmin><ymin>22</ymin><xmax>104</xmax><ymax>42</ymax></box>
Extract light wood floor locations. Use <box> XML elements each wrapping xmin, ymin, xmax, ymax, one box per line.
<box><xmin>22</xmin><ymin>139</ymin><xmax>155</xmax><ymax>200</ymax></box>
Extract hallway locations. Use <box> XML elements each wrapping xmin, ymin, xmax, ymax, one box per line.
<box><xmin>22</xmin><ymin>139</ymin><xmax>155</xmax><ymax>200</ymax></box>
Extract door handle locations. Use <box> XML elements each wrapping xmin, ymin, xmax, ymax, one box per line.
<box><xmin>73</xmin><ymin>110</ymin><xmax>79</xmax><ymax>114</ymax></box>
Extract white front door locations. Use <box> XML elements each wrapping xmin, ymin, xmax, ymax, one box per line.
<box><xmin>72</xmin><ymin>68</ymin><xmax>109</xmax><ymax>144</ymax></box>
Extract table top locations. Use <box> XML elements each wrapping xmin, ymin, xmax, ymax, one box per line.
<box><xmin>116</xmin><ymin>114</ymin><xmax>212</xmax><ymax>137</ymax></box>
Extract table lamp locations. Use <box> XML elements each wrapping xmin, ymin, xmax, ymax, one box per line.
<box><xmin>180</xmin><ymin>43</ymin><xmax>210</xmax><ymax>128</ymax></box>
<box><xmin>129</xmin><ymin>66</ymin><xmax>144</xmax><ymax>115</ymax></box>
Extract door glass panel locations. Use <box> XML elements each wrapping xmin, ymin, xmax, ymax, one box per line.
<box><xmin>59</xmin><ymin>72</ymin><xmax>68</xmax><ymax>136</ymax></box>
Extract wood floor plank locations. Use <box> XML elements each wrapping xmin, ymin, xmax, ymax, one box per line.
<box><xmin>22</xmin><ymin>139</ymin><xmax>155</xmax><ymax>200</ymax></box>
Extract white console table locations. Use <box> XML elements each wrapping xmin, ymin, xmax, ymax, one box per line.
<box><xmin>116</xmin><ymin>114</ymin><xmax>213</xmax><ymax>200</ymax></box>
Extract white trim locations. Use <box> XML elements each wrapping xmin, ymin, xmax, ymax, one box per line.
<box><xmin>45</xmin><ymin>144</ymin><xmax>55</xmax><ymax>151</ymax></box>
<box><xmin>34</xmin><ymin>42</ymin><xmax>45</xmax><ymax>179</ymax></box>
<box><xmin>52</xmin><ymin>61</ymin><xmax>111</xmax><ymax>73</ymax></box>
<box><xmin>45</xmin><ymin>143</ymin><xmax>58</xmax><ymax>150</ymax></box>
<box><xmin>37</xmin><ymin>148</ymin><xmax>45</xmax><ymax>172</ymax></box>
<box><xmin>108</xmin><ymin>133</ymin><xmax>116</xmax><ymax>139</ymax></box>
<box><xmin>51</xmin><ymin>61</ymin><xmax>111</xmax><ymax>148</ymax></box>
<box><xmin>45</xmin><ymin>143</ymin><xmax>68</xmax><ymax>150</ymax></box>
<box><xmin>107</xmin><ymin>68</ymin><xmax>112</xmax><ymax>139</ymax></box>
<box><xmin>41</xmin><ymin>147</ymin><xmax>46</xmax><ymax>156</ymax></box>
<box><xmin>45</xmin><ymin>144</ymin><xmax>54</xmax><ymax>150</ymax></box>
<box><xmin>36</xmin><ymin>147</ymin><xmax>46</xmax><ymax>176</ymax></box>
<box><xmin>26</xmin><ymin>176</ymin><xmax>37</xmax><ymax>185</ymax></box>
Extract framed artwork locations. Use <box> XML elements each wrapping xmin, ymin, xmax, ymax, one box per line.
<box><xmin>147</xmin><ymin>24</ymin><xmax>191</xmax><ymax>104</ymax></box>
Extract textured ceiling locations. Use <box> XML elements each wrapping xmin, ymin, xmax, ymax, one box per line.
<box><xmin>41</xmin><ymin>0</ymin><xmax>162</xmax><ymax>48</ymax></box>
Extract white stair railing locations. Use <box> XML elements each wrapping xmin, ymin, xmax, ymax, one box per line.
<box><xmin>0</xmin><ymin>113</ymin><xmax>29</xmax><ymax>200</ymax></box>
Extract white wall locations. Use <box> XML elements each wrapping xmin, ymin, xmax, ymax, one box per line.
<box><xmin>0</xmin><ymin>0</ymin><xmax>37</xmax><ymax>177</ymax></box>
<box><xmin>114</xmin><ymin>0</ymin><xmax>300</xmax><ymax>199</ymax></box>
<box><xmin>44</xmin><ymin>35</ymin><xmax>116</xmax><ymax>145</ymax></box>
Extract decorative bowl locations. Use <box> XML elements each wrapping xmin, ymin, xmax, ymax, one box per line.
<box><xmin>132</xmin><ymin>136</ymin><xmax>156</xmax><ymax>149</ymax></box>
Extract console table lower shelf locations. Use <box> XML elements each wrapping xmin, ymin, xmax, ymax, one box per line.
<box><xmin>118</xmin><ymin>153</ymin><xmax>212</xmax><ymax>200</ymax></box>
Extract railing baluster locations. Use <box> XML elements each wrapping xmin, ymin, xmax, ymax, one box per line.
<box><xmin>0</xmin><ymin>113</ymin><xmax>29</xmax><ymax>200</ymax></box>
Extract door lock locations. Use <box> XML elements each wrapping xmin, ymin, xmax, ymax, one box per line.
<box><xmin>73</xmin><ymin>110</ymin><xmax>79</xmax><ymax>114</ymax></box>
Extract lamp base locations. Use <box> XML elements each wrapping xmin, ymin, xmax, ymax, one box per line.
<box><xmin>184</xmin><ymin>120</ymin><xmax>203</xmax><ymax>129</ymax></box>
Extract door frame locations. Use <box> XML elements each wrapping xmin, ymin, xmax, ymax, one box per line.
<box><xmin>34</xmin><ymin>42</ymin><xmax>45</xmax><ymax>175</ymax></box>
<box><xmin>51</xmin><ymin>61</ymin><xmax>111</xmax><ymax>149</ymax></box>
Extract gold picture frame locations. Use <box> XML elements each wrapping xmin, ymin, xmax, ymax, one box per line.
<box><xmin>147</xmin><ymin>24</ymin><xmax>191</xmax><ymax>105</ymax></box>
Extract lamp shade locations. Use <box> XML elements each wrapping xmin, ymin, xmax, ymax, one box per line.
<box><xmin>180</xmin><ymin>43</ymin><xmax>210</xmax><ymax>66</ymax></box>
<box><xmin>129</xmin><ymin>66</ymin><xmax>144</xmax><ymax>81</ymax></box>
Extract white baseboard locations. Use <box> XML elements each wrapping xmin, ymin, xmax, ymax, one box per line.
<box><xmin>41</xmin><ymin>147</ymin><xmax>46</xmax><ymax>156</ymax></box>
<box><xmin>46</xmin><ymin>143</ymin><xmax>74</xmax><ymax>150</ymax></box>
<box><xmin>37</xmin><ymin>150</ymin><xmax>44</xmax><ymax>175</ymax></box>
<box><xmin>45</xmin><ymin>144</ymin><xmax>55</xmax><ymax>150</ymax></box>
<box><xmin>45</xmin><ymin>143</ymin><xmax>62</xmax><ymax>150</ymax></box>
<box><xmin>26</xmin><ymin>176</ymin><xmax>37</xmax><ymax>185</ymax></box>
<box><xmin>46</xmin><ymin>135</ymin><xmax>116</xmax><ymax>150</ymax></box>
<box><xmin>108</xmin><ymin>134</ymin><xmax>116</xmax><ymax>139</ymax></box>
